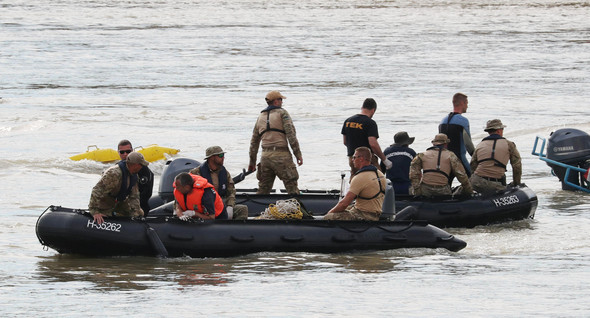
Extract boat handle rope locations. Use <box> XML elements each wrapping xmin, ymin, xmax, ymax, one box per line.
<box><xmin>376</xmin><ymin>222</ymin><xmax>415</xmax><ymax>233</ymax></box>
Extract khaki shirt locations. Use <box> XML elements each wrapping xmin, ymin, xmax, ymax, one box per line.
<box><xmin>88</xmin><ymin>164</ymin><xmax>143</xmax><ymax>217</ymax></box>
<box><xmin>410</xmin><ymin>148</ymin><xmax>473</xmax><ymax>194</ymax></box>
<box><xmin>349</xmin><ymin>169</ymin><xmax>386</xmax><ymax>213</ymax></box>
<box><xmin>471</xmin><ymin>137</ymin><xmax>522</xmax><ymax>184</ymax></box>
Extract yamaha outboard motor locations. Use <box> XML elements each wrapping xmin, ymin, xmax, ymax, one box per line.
<box><xmin>148</xmin><ymin>158</ymin><xmax>200</xmax><ymax>210</ymax></box>
<box><xmin>546</xmin><ymin>128</ymin><xmax>590</xmax><ymax>190</ymax></box>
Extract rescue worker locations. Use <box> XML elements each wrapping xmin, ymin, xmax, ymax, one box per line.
<box><xmin>88</xmin><ymin>151</ymin><xmax>148</xmax><ymax>224</ymax></box>
<box><xmin>439</xmin><ymin>92</ymin><xmax>475</xmax><ymax>178</ymax></box>
<box><xmin>470</xmin><ymin>119</ymin><xmax>522</xmax><ymax>194</ymax></box>
<box><xmin>190</xmin><ymin>145</ymin><xmax>249</xmax><ymax>220</ymax></box>
<box><xmin>248</xmin><ymin>90</ymin><xmax>302</xmax><ymax>195</ymax></box>
<box><xmin>341</xmin><ymin>98</ymin><xmax>392</xmax><ymax>176</ymax></box>
<box><xmin>410</xmin><ymin>133</ymin><xmax>473</xmax><ymax>197</ymax></box>
<box><xmin>324</xmin><ymin>147</ymin><xmax>386</xmax><ymax>221</ymax></box>
<box><xmin>173</xmin><ymin>172</ymin><xmax>228</xmax><ymax>220</ymax></box>
<box><xmin>381</xmin><ymin>131</ymin><xmax>416</xmax><ymax>195</ymax></box>
<box><xmin>117</xmin><ymin>139</ymin><xmax>154</xmax><ymax>215</ymax></box>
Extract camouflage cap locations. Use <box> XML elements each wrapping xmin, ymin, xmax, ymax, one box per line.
<box><xmin>431</xmin><ymin>133</ymin><xmax>451</xmax><ymax>146</ymax></box>
<box><xmin>205</xmin><ymin>145</ymin><xmax>225</xmax><ymax>159</ymax></box>
<box><xmin>127</xmin><ymin>152</ymin><xmax>149</xmax><ymax>166</ymax></box>
<box><xmin>484</xmin><ymin>119</ymin><xmax>507</xmax><ymax>131</ymax></box>
<box><xmin>265</xmin><ymin>90</ymin><xmax>286</xmax><ymax>101</ymax></box>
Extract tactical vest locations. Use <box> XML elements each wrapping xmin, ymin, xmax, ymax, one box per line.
<box><xmin>256</xmin><ymin>107</ymin><xmax>288</xmax><ymax>148</ymax></box>
<box><xmin>474</xmin><ymin>135</ymin><xmax>510</xmax><ymax>178</ymax></box>
<box><xmin>354</xmin><ymin>165</ymin><xmax>386</xmax><ymax>200</ymax></box>
<box><xmin>198</xmin><ymin>162</ymin><xmax>228</xmax><ymax>197</ymax></box>
<box><xmin>115</xmin><ymin>161</ymin><xmax>137</xmax><ymax>203</ymax></box>
<box><xmin>421</xmin><ymin>146</ymin><xmax>452</xmax><ymax>186</ymax></box>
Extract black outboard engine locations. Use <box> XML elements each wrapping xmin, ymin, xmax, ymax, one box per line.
<box><xmin>546</xmin><ymin>128</ymin><xmax>590</xmax><ymax>190</ymax></box>
<box><xmin>147</xmin><ymin>158</ymin><xmax>200</xmax><ymax>209</ymax></box>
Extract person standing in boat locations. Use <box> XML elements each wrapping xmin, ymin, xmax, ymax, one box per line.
<box><xmin>88</xmin><ymin>152</ymin><xmax>148</xmax><ymax>224</ymax></box>
<box><xmin>324</xmin><ymin>147</ymin><xmax>386</xmax><ymax>221</ymax></box>
<box><xmin>409</xmin><ymin>133</ymin><xmax>473</xmax><ymax>197</ymax></box>
<box><xmin>173</xmin><ymin>172</ymin><xmax>229</xmax><ymax>220</ymax></box>
<box><xmin>439</xmin><ymin>93</ymin><xmax>475</xmax><ymax>178</ymax></box>
<box><xmin>248</xmin><ymin>90</ymin><xmax>302</xmax><ymax>195</ymax></box>
<box><xmin>381</xmin><ymin>131</ymin><xmax>416</xmax><ymax>195</ymax></box>
<box><xmin>190</xmin><ymin>146</ymin><xmax>248</xmax><ymax>220</ymax></box>
<box><xmin>341</xmin><ymin>98</ymin><xmax>392</xmax><ymax>177</ymax></box>
<box><xmin>470</xmin><ymin>119</ymin><xmax>522</xmax><ymax>194</ymax></box>
<box><xmin>117</xmin><ymin>140</ymin><xmax>154</xmax><ymax>216</ymax></box>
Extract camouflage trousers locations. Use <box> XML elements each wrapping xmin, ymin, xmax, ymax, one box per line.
<box><xmin>323</xmin><ymin>205</ymin><xmax>381</xmax><ymax>221</ymax></box>
<box><xmin>257</xmin><ymin>151</ymin><xmax>299</xmax><ymax>195</ymax></box>
<box><xmin>470</xmin><ymin>174</ymin><xmax>505</xmax><ymax>195</ymax></box>
<box><xmin>414</xmin><ymin>183</ymin><xmax>452</xmax><ymax>197</ymax></box>
<box><xmin>232</xmin><ymin>204</ymin><xmax>249</xmax><ymax>220</ymax></box>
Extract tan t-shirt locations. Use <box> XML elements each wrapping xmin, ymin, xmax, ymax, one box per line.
<box><xmin>348</xmin><ymin>169</ymin><xmax>386</xmax><ymax>213</ymax></box>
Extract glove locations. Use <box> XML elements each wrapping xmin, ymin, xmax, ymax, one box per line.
<box><xmin>383</xmin><ymin>159</ymin><xmax>393</xmax><ymax>170</ymax></box>
<box><xmin>179</xmin><ymin>215</ymin><xmax>191</xmax><ymax>221</ymax></box>
<box><xmin>182</xmin><ymin>210</ymin><xmax>195</xmax><ymax>217</ymax></box>
<box><xmin>226</xmin><ymin>206</ymin><xmax>234</xmax><ymax>219</ymax></box>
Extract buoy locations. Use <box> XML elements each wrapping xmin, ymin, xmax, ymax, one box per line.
<box><xmin>70</xmin><ymin>144</ymin><xmax>180</xmax><ymax>163</ymax></box>
<box><xmin>69</xmin><ymin>145</ymin><xmax>119</xmax><ymax>163</ymax></box>
<box><xmin>136</xmin><ymin>144</ymin><xmax>180</xmax><ymax>162</ymax></box>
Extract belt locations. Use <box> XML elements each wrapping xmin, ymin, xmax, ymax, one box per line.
<box><xmin>262</xmin><ymin>146</ymin><xmax>290</xmax><ymax>152</ymax></box>
<box><xmin>479</xmin><ymin>175</ymin><xmax>503</xmax><ymax>182</ymax></box>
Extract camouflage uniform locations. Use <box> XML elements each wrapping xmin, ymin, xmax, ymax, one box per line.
<box><xmin>470</xmin><ymin>136</ymin><xmax>522</xmax><ymax>194</ymax></box>
<box><xmin>410</xmin><ymin>147</ymin><xmax>473</xmax><ymax>196</ymax></box>
<box><xmin>249</xmin><ymin>107</ymin><xmax>302</xmax><ymax>194</ymax></box>
<box><xmin>190</xmin><ymin>166</ymin><xmax>249</xmax><ymax>220</ymax></box>
<box><xmin>88</xmin><ymin>164</ymin><xmax>143</xmax><ymax>217</ymax></box>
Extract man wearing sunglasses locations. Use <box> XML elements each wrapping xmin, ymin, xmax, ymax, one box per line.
<box><xmin>118</xmin><ymin>140</ymin><xmax>154</xmax><ymax>215</ymax></box>
<box><xmin>248</xmin><ymin>90</ymin><xmax>303</xmax><ymax>195</ymax></box>
<box><xmin>190</xmin><ymin>146</ymin><xmax>249</xmax><ymax>220</ymax></box>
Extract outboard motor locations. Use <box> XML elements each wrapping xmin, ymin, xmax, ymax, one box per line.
<box><xmin>148</xmin><ymin>158</ymin><xmax>200</xmax><ymax>209</ymax></box>
<box><xmin>546</xmin><ymin>128</ymin><xmax>590</xmax><ymax>190</ymax></box>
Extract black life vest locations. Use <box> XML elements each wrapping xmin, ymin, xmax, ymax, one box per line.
<box><xmin>439</xmin><ymin>112</ymin><xmax>463</xmax><ymax>159</ymax></box>
<box><xmin>116</xmin><ymin>160</ymin><xmax>137</xmax><ymax>203</ymax></box>
<box><xmin>354</xmin><ymin>165</ymin><xmax>386</xmax><ymax>200</ymax></box>
<box><xmin>198</xmin><ymin>161</ymin><xmax>228</xmax><ymax>197</ymax></box>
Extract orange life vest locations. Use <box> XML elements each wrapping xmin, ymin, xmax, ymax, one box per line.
<box><xmin>173</xmin><ymin>174</ymin><xmax>225</xmax><ymax>217</ymax></box>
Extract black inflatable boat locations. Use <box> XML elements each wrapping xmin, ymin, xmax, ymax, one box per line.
<box><xmin>35</xmin><ymin>206</ymin><xmax>467</xmax><ymax>257</ymax></box>
<box><xmin>148</xmin><ymin>158</ymin><xmax>537</xmax><ymax>228</ymax></box>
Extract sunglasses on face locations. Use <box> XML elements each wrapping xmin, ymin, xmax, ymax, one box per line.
<box><xmin>218</xmin><ymin>153</ymin><xmax>224</xmax><ymax>158</ymax></box>
<box><xmin>119</xmin><ymin>150</ymin><xmax>132</xmax><ymax>154</ymax></box>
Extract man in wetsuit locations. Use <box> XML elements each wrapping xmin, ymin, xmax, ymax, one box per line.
<box><xmin>341</xmin><ymin>98</ymin><xmax>392</xmax><ymax>176</ymax></box>
<box><xmin>470</xmin><ymin>119</ymin><xmax>522</xmax><ymax>194</ymax></box>
<box><xmin>248</xmin><ymin>90</ymin><xmax>302</xmax><ymax>195</ymax></box>
<box><xmin>439</xmin><ymin>93</ymin><xmax>475</xmax><ymax>178</ymax></box>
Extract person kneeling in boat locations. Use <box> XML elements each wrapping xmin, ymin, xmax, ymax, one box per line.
<box><xmin>88</xmin><ymin>152</ymin><xmax>149</xmax><ymax>224</ymax></box>
<box><xmin>190</xmin><ymin>146</ymin><xmax>248</xmax><ymax>220</ymax></box>
<box><xmin>469</xmin><ymin>119</ymin><xmax>521</xmax><ymax>195</ymax></box>
<box><xmin>324</xmin><ymin>147</ymin><xmax>386</xmax><ymax>221</ymax></box>
<box><xmin>173</xmin><ymin>172</ymin><xmax>229</xmax><ymax>220</ymax></box>
<box><xmin>409</xmin><ymin>133</ymin><xmax>473</xmax><ymax>197</ymax></box>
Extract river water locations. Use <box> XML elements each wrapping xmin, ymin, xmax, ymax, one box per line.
<box><xmin>2</xmin><ymin>0</ymin><xmax>590</xmax><ymax>316</ymax></box>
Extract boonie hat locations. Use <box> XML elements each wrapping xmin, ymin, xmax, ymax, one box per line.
<box><xmin>393</xmin><ymin>131</ymin><xmax>415</xmax><ymax>146</ymax></box>
<box><xmin>484</xmin><ymin>119</ymin><xmax>507</xmax><ymax>131</ymax></box>
<box><xmin>205</xmin><ymin>146</ymin><xmax>225</xmax><ymax>159</ymax></box>
<box><xmin>126</xmin><ymin>152</ymin><xmax>149</xmax><ymax>166</ymax></box>
<box><xmin>265</xmin><ymin>90</ymin><xmax>286</xmax><ymax>101</ymax></box>
<box><xmin>431</xmin><ymin>133</ymin><xmax>451</xmax><ymax>146</ymax></box>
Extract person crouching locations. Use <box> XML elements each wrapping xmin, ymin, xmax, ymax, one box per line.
<box><xmin>173</xmin><ymin>172</ymin><xmax>228</xmax><ymax>220</ymax></box>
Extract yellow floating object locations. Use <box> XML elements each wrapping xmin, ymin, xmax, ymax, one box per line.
<box><xmin>70</xmin><ymin>144</ymin><xmax>180</xmax><ymax>163</ymax></box>
<box><xmin>135</xmin><ymin>144</ymin><xmax>180</xmax><ymax>162</ymax></box>
<box><xmin>69</xmin><ymin>145</ymin><xmax>119</xmax><ymax>163</ymax></box>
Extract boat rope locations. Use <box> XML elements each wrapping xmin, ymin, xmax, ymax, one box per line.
<box><xmin>257</xmin><ymin>198</ymin><xmax>303</xmax><ymax>220</ymax></box>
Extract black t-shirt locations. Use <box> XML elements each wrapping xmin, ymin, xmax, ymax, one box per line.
<box><xmin>341</xmin><ymin>114</ymin><xmax>379</xmax><ymax>156</ymax></box>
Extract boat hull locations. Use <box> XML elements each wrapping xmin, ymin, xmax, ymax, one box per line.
<box><xmin>36</xmin><ymin>206</ymin><xmax>467</xmax><ymax>257</ymax></box>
